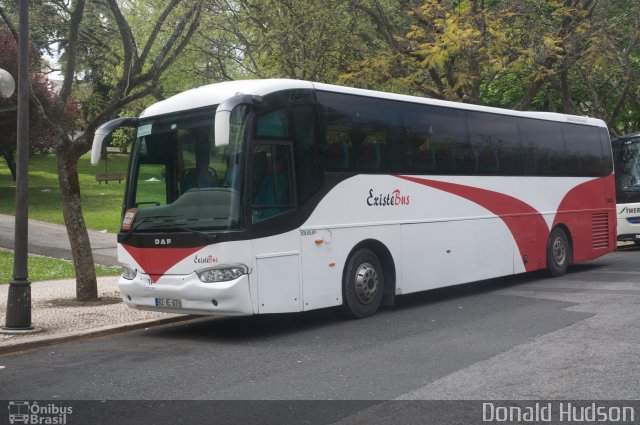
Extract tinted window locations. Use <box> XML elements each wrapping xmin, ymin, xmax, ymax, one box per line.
<box><xmin>613</xmin><ymin>138</ymin><xmax>640</xmax><ymax>201</ymax></box>
<box><xmin>562</xmin><ymin>124</ymin><xmax>604</xmax><ymax>176</ymax></box>
<box><xmin>251</xmin><ymin>144</ymin><xmax>294</xmax><ymax>223</ymax></box>
<box><xmin>404</xmin><ymin>105</ymin><xmax>469</xmax><ymax>174</ymax></box>
<box><xmin>318</xmin><ymin>91</ymin><xmax>403</xmax><ymax>172</ymax></box>
<box><xmin>255</xmin><ymin>109</ymin><xmax>289</xmax><ymax>138</ymax></box>
<box><xmin>292</xmin><ymin>104</ymin><xmax>322</xmax><ymax>201</ymax></box>
<box><xmin>600</xmin><ymin>128</ymin><xmax>613</xmax><ymax>175</ymax></box>
<box><xmin>518</xmin><ymin>118</ymin><xmax>565</xmax><ymax>176</ymax></box>
<box><xmin>466</xmin><ymin>111</ymin><xmax>522</xmax><ymax>175</ymax></box>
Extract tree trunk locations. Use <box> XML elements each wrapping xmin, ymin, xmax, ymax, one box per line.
<box><xmin>1</xmin><ymin>148</ymin><xmax>16</xmax><ymax>181</ymax></box>
<box><xmin>56</xmin><ymin>146</ymin><xmax>98</xmax><ymax>301</ymax></box>
<box><xmin>559</xmin><ymin>68</ymin><xmax>574</xmax><ymax>114</ymax></box>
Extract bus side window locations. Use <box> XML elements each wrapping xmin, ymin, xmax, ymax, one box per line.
<box><xmin>519</xmin><ymin>118</ymin><xmax>564</xmax><ymax>176</ymax></box>
<box><xmin>466</xmin><ymin>111</ymin><xmax>522</xmax><ymax>175</ymax></box>
<box><xmin>355</xmin><ymin>133</ymin><xmax>384</xmax><ymax>170</ymax></box>
<box><xmin>292</xmin><ymin>104</ymin><xmax>323</xmax><ymax>201</ymax></box>
<box><xmin>251</xmin><ymin>144</ymin><xmax>294</xmax><ymax>223</ymax></box>
<box><xmin>599</xmin><ymin>128</ymin><xmax>613</xmax><ymax>175</ymax></box>
<box><xmin>317</xmin><ymin>91</ymin><xmax>403</xmax><ymax>173</ymax></box>
<box><xmin>326</xmin><ymin>134</ymin><xmax>351</xmax><ymax>170</ymax></box>
<box><xmin>404</xmin><ymin>105</ymin><xmax>467</xmax><ymax>175</ymax></box>
<box><xmin>562</xmin><ymin>123</ymin><xmax>605</xmax><ymax>177</ymax></box>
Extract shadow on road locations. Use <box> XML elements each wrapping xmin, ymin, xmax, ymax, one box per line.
<box><xmin>143</xmin><ymin>259</ymin><xmax>609</xmax><ymax>344</ymax></box>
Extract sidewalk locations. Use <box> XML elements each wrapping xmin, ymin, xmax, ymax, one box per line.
<box><xmin>0</xmin><ymin>215</ymin><xmax>194</xmax><ymax>354</ymax></box>
<box><xmin>0</xmin><ymin>277</ymin><xmax>195</xmax><ymax>354</ymax></box>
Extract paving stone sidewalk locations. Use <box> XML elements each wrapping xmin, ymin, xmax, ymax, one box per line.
<box><xmin>0</xmin><ymin>276</ymin><xmax>190</xmax><ymax>354</ymax></box>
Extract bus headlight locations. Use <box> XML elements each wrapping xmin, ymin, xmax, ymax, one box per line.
<box><xmin>121</xmin><ymin>265</ymin><xmax>137</xmax><ymax>280</ymax></box>
<box><xmin>197</xmin><ymin>264</ymin><xmax>248</xmax><ymax>283</ymax></box>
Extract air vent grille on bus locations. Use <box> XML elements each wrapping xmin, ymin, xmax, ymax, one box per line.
<box><xmin>592</xmin><ymin>213</ymin><xmax>610</xmax><ymax>249</ymax></box>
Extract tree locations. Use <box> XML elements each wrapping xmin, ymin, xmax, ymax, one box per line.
<box><xmin>340</xmin><ymin>0</ymin><xmax>640</xmax><ymax>132</ymax></box>
<box><xmin>563</xmin><ymin>0</ymin><xmax>640</xmax><ymax>134</ymax></box>
<box><xmin>0</xmin><ymin>28</ymin><xmax>78</xmax><ymax>180</ymax></box>
<box><xmin>182</xmin><ymin>0</ymin><xmax>389</xmax><ymax>83</ymax></box>
<box><xmin>1</xmin><ymin>0</ymin><xmax>204</xmax><ymax>301</ymax></box>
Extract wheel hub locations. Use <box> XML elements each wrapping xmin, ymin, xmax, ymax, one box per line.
<box><xmin>355</xmin><ymin>262</ymin><xmax>379</xmax><ymax>304</ymax></box>
<box><xmin>552</xmin><ymin>237</ymin><xmax>566</xmax><ymax>265</ymax></box>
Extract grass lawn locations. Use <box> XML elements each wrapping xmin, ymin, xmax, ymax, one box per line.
<box><xmin>0</xmin><ymin>249</ymin><xmax>121</xmax><ymax>283</ymax></box>
<box><xmin>0</xmin><ymin>153</ymin><xmax>129</xmax><ymax>233</ymax></box>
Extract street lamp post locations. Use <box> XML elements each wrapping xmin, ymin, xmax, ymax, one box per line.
<box><xmin>4</xmin><ymin>0</ymin><xmax>32</xmax><ymax>330</ymax></box>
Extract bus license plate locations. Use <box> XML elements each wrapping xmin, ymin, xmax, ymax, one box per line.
<box><xmin>155</xmin><ymin>298</ymin><xmax>182</xmax><ymax>308</ymax></box>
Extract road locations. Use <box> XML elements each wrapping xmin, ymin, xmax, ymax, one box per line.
<box><xmin>0</xmin><ymin>213</ymin><xmax>117</xmax><ymax>266</ymax></box>
<box><xmin>0</xmin><ymin>246</ymin><xmax>638</xmax><ymax>418</ymax></box>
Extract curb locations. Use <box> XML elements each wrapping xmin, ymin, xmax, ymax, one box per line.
<box><xmin>0</xmin><ymin>315</ymin><xmax>203</xmax><ymax>355</ymax></box>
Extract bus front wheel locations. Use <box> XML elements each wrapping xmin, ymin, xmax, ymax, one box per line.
<box><xmin>546</xmin><ymin>227</ymin><xmax>571</xmax><ymax>277</ymax></box>
<box><xmin>343</xmin><ymin>249</ymin><xmax>384</xmax><ymax>319</ymax></box>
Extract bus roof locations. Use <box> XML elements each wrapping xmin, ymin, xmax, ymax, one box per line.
<box><xmin>140</xmin><ymin>79</ymin><xmax>314</xmax><ymax>118</ymax></box>
<box><xmin>140</xmin><ymin>78</ymin><xmax>607</xmax><ymax>128</ymax></box>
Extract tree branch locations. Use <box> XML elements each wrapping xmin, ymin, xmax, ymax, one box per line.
<box><xmin>106</xmin><ymin>0</ymin><xmax>140</xmax><ymax>94</ymax></box>
<box><xmin>0</xmin><ymin>6</ymin><xmax>18</xmax><ymax>41</ymax></box>
<box><xmin>56</xmin><ymin>0</ymin><xmax>85</xmax><ymax>110</ymax></box>
<box><xmin>129</xmin><ymin>1</ymin><xmax>203</xmax><ymax>88</ymax></box>
<box><xmin>157</xmin><ymin>2</ymin><xmax>203</xmax><ymax>74</ymax></box>
<box><xmin>139</xmin><ymin>0</ymin><xmax>181</xmax><ymax>67</ymax></box>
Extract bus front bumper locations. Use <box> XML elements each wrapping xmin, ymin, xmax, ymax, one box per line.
<box><xmin>118</xmin><ymin>273</ymin><xmax>254</xmax><ymax>316</ymax></box>
<box><xmin>617</xmin><ymin>217</ymin><xmax>640</xmax><ymax>243</ymax></box>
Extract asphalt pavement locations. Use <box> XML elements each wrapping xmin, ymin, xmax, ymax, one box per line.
<box><xmin>1</xmin><ymin>247</ymin><xmax>638</xmax><ymax>402</ymax></box>
<box><xmin>0</xmin><ymin>213</ymin><xmax>118</xmax><ymax>266</ymax></box>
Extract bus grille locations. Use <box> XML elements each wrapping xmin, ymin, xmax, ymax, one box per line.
<box><xmin>592</xmin><ymin>213</ymin><xmax>610</xmax><ymax>249</ymax></box>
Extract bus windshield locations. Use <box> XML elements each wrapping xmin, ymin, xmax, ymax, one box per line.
<box><xmin>125</xmin><ymin>107</ymin><xmax>247</xmax><ymax>231</ymax></box>
<box><xmin>613</xmin><ymin>138</ymin><xmax>640</xmax><ymax>203</ymax></box>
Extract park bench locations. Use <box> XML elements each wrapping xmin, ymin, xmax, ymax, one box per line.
<box><xmin>95</xmin><ymin>172</ymin><xmax>124</xmax><ymax>184</ymax></box>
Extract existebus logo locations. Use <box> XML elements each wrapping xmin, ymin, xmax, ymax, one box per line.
<box><xmin>366</xmin><ymin>188</ymin><xmax>410</xmax><ymax>207</ymax></box>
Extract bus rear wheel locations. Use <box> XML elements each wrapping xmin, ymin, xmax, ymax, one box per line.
<box><xmin>343</xmin><ymin>249</ymin><xmax>384</xmax><ymax>319</ymax></box>
<box><xmin>546</xmin><ymin>227</ymin><xmax>571</xmax><ymax>277</ymax></box>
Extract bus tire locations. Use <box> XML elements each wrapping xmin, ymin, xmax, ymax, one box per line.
<box><xmin>546</xmin><ymin>227</ymin><xmax>571</xmax><ymax>277</ymax></box>
<box><xmin>343</xmin><ymin>249</ymin><xmax>384</xmax><ymax>319</ymax></box>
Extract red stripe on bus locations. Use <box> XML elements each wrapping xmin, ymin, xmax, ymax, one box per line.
<box><xmin>551</xmin><ymin>175</ymin><xmax>615</xmax><ymax>262</ymax></box>
<box><xmin>395</xmin><ymin>175</ymin><xmax>550</xmax><ymax>271</ymax></box>
<box><xmin>122</xmin><ymin>245</ymin><xmax>204</xmax><ymax>283</ymax></box>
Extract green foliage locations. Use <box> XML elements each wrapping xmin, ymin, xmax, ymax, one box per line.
<box><xmin>340</xmin><ymin>0</ymin><xmax>640</xmax><ymax>133</ymax></box>
<box><xmin>182</xmin><ymin>0</ymin><xmax>389</xmax><ymax>84</ymax></box>
<box><xmin>110</xmin><ymin>128</ymin><xmax>136</xmax><ymax>153</ymax></box>
<box><xmin>0</xmin><ymin>153</ymin><xmax>129</xmax><ymax>233</ymax></box>
<box><xmin>0</xmin><ymin>250</ymin><xmax>121</xmax><ymax>283</ymax></box>
<box><xmin>0</xmin><ymin>29</ymin><xmax>80</xmax><ymax>179</ymax></box>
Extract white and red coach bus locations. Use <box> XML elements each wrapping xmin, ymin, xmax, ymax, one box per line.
<box><xmin>91</xmin><ymin>79</ymin><xmax>616</xmax><ymax>318</ymax></box>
